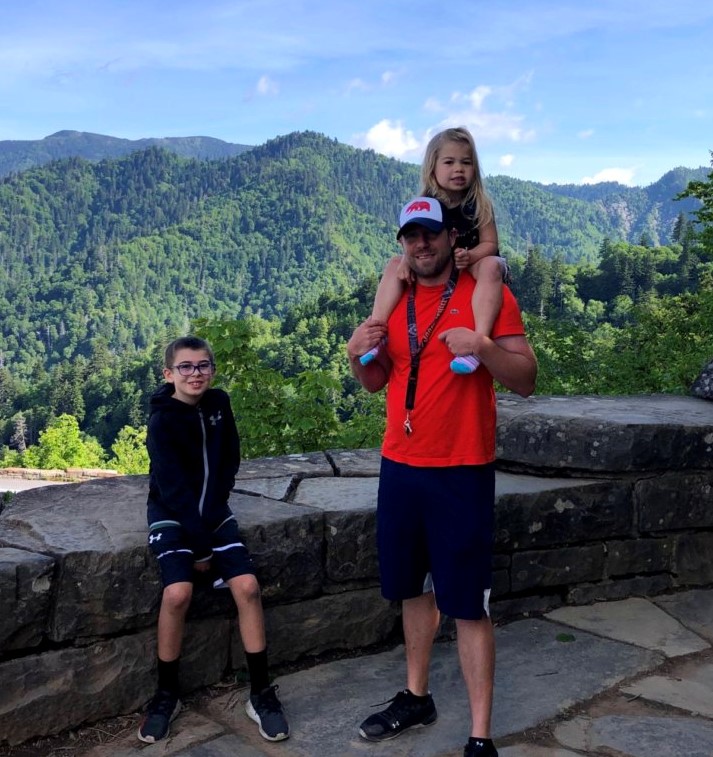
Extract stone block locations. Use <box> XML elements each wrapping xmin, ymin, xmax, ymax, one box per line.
<box><xmin>236</xmin><ymin>451</ymin><xmax>333</xmax><ymax>480</ymax></box>
<box><xmin>0</xmin><ymin>477</ymin><xmax>162</xmax><ymax>641</ymax></box>
<box><xmin>637</xmin><ymin>471</ymin><xmax>713</xmax><ymax>533</ymax></box>
<box><xmin>326</xmin><ymin>448</ymin><xmax>381</xmax><ymax>476</ymax></box>
<box><xmin>0</xmin><ymin>619</ymin><xmax>229</xmax><ymax>745</ymax></box>
<box><xmin>606</xmin><ymin>537</ymin><xmax>673</xmax><ymax>577</ymax></box>
<box><xmin>492</xmin><ymin>568</ymin><xmax>510</xmax><ymax>598</ymax></box>
<box><xmin>0</xmin><ymin>548</ymin><xmax>54</xmax><ymax>652</ymax></box>
<box><xmin>568</xmin><ymin>575</ymin><xmax>675</xmax><ymax>604</ymax></box>
<box><xmin>495</xmin><ymin>473</ymin><xmax>633</xmax><ymax>550</ymax></box>
<box><xmin>230</xmin><ymin>588</ymin><xmax>399</xmax><ymax>667</ymax></box>
<box><xmin>230</xmin><ymin>492</ymin><xmax>324</xmax><ymax>603</ymax></box>
<box><xmin>675</xmin><ymin>532</ymin><xmax>713</xmax><ymax>585</ymax></box>
<box><xmin>491</xmin><ymin>594</ymin><xmax>564</xmax><ymax>622</ymax></box>
<box><xmin>291</xmin><ymin>477</ymin><xmax>379</xmax><ymax>583</ymax></box>
<box><xmin>496</xmin><ymin>394</ymin><xmax>713</xmax><ymax>472</ymax></box>
<box><xmin>511</xmin><ymin>545</ymin><xmax>606</xmax><ymax>592</ymax></box>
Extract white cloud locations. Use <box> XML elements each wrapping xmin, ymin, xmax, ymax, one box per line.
<box><xmin>381</xmin><ymin>70</ymin><xmax>396</xmax><ymax>85</ymax></box>
<box><xmin>581</xmin><ymin>167</ymin><xmax>635</xmax><ymax>185</ymax></box>
<box><xmin>434</xmin><ymin>81</ymin><xmax>536</xmax><ymax>143</ymax></box>
<box><xmin>499</xmin><ymin>154</ymin><xmax>515</xmax><ymax>167</ymax></box>
<box><xmin>256</xmin><ymin>75</ymin><xmax>278</xmax><ymax>96</ymax></box>
<box><xmin>354</xmin><ymin>119</ymin><xmax>420</xmax><ymax>158</ymax></box>
<box><xmin>578</xmin><ymin>129</ymin><xmax>594</xmax><ymax>139</ymax></box>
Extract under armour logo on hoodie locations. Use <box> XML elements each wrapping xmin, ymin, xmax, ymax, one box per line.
<box><xmin>209</xmin><ymin>411</ymin><xmax>222</xmax><ymax>426</ymax></box>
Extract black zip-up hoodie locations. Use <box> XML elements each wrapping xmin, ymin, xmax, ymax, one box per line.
<box><xmin>146</xmin><ymin>383</ymin><xmax>240</xmax><ymax>561</ymax></box>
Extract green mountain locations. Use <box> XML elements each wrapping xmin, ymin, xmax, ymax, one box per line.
<box><xmin>0</xmin><ymin>130</ymin><xmax>706</xmax><ymax>374</ymax></box>
<box><xmin>0</xmin><ymin>130</ymin><xmax>252</xmax><ymax>177</ymax></box>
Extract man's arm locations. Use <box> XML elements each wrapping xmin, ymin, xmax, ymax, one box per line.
<box><xmin>346</xmin><ymin>318</ymin><xmax>392</xmax><ymax>393</ymax></box>
<box><xmin>438</xmin><ymin>329</ymin><xmax>537</xmax><ymax>397</ymax></box>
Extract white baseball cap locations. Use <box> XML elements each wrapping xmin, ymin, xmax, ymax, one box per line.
<box><xmin>397</xmin><ymin>196</ymin><xmax>447</xmax><ymax>239</ymax></box>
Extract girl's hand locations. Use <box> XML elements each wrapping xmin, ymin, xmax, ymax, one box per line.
<box><xmin>454</xmin><ymin>247</ymin><xmax>473</xmax><ymax>270</ymax></box>
<box><xmin>395</xmin><ymin>256</ymin><xmax>414</xmax><ymax>282</ymax></box>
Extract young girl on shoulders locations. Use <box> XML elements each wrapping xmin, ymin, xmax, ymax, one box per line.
<box><xmin>360</xmin><ymin>126</ymin><xmax>507</xmax><ymax>373</ymax></box>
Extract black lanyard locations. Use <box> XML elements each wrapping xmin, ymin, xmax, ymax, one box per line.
<box><xmin>403</xmin><ymin>264</ymin><xmax>459</xmax><ymax>435</ymax></box>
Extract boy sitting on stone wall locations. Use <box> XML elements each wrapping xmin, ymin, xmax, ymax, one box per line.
<box><xmin>140</xmin><ymin>335</ymin><xmax>288</xmax><ymax>744</ymax></box>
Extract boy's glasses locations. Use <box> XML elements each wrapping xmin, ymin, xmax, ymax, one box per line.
<box><xmin>172</xmin><ymin>361</ymin><xmax>215</xmax><ymax>376</ymax></box>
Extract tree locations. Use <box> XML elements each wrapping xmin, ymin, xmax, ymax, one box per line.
<box><xmin>10</xmin><ymin>413</ymin><xmax>27</xmax><ymax>453</ymax></box>
<box><xmin>677</xmin><ymin>153</ymin><xmax>713</xmax><ymax>255</ymax></box>
<box><xmin>22</xmin><ymin>414</ymin><xmax>106</xmax><ymax>469</ymax></box>
<box><xmin>110</xmin><ymin>425</ymin><xmax>149</xmax><ymax>474</ymax></box>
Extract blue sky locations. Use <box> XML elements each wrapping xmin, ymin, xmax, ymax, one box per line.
<box><xmin>2</xmin><ymin>1</ymin><xmax>712</xmax><ymax>187</ymax></box>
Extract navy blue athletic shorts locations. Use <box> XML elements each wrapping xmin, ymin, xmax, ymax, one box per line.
<box><xmin>377</xmin><ymin>457</ymin><xmax>495</xmax><ymax>620</ymax></box>
<box><xmin>148</xmin><ymin>514</ymin><xmax>255</xmax><ymax>588</ymax></box>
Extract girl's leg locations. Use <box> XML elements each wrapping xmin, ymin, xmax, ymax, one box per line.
<box><xmin>451</xmin><ymin>257</ymin><xmax>504</xmax><ymax>374</ymax></box>
<box><xmin>361</xmin><ymin>257</ymin><xmax>407</xmax><ymax>364</ymax></box>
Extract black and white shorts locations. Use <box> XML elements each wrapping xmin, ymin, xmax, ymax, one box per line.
<box><xmin>148</xmin><ymin>515</ymin><xmax>255</xmax><ymax>588</ymax></box>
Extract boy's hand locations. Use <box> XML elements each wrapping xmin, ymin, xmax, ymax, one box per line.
<box><xmin>194</xmin><ymin>560</ymin><xmax>211</xmax><ymax>573</ymax></box>
<box><xmin>454</xmin><ymin>247</ymin><xmax>474</xmax><ymax>270</ymax></box>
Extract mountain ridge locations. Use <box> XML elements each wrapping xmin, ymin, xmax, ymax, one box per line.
<box><xmin>0</xmin><ymin>130</ymin><xmax>707</xmax><ymax>374</ymax></box>
<box><xmin>0</xmin><ymin>130</ymin><xmax>252</xmax><ymax>177</ymax></box>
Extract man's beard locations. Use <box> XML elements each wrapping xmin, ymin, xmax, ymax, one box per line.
<box><xmin>411</xmin><ymin>250</ymin><xmax>454</xmax><ymax>280</ymax></box>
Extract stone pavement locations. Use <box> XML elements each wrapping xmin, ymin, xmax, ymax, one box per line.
<box><xmin>79</xmin><ymin>588</ymin><xmax>713</xmax><ymax>757</ymax></box>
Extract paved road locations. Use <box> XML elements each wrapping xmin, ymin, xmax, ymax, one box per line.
<box><xmin>0</xmin><ymin>476</ymin><xmax>68</xmax><ymax>494</ymax></box>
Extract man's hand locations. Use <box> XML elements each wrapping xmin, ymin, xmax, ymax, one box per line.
<box><xmin>439</xmin><ymin>327</ymin><xmax>479</xmax><ymax>357</ymax></box>
<box><xmin>193</xmin><ymin>560</ymin><xmax>211</xmax><ymax>573</ymax></box>
<box><xmin>346</xmin><ymin>317</ymin><xmax>387</xmax><ymax>360</ymax></box>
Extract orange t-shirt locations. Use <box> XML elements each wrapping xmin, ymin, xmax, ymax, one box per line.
<box><xmin>381</xmin><ymin>274</ymin><xmax>525</xmax><ymax>467</ymax></box>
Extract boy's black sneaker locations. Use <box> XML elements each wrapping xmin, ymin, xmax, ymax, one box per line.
<box><xmin>246</xmin><ymin>684</ymin><xmax>289</xmax><ymax>741</ymax></box>
<box><xmin>464</xmin><ymin>737</ymin><xmax>499</xmax><ymax>756</ymax></box>
<box><xmin>358</xmin><ymin>689</ymin><xmax>437</xmax><ymax>741</ymax></box>
<box><xmin>137</xmin><ymin>688</ymin><xmax>181</xmax><ymax>743</ymax></box>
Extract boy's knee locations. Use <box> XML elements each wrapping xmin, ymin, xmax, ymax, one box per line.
<box><xmin>162</xmin><ymin>582</ymin><xmax>192</xmax><ymax>613</ymax></box>
<box><xmin>229</xmin><ymin>573</ymin><xmax>261</xmax><ymax>605</ymax></box>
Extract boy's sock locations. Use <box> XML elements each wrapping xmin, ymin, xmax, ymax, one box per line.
<box><xmin>450</xmin><ymin>354</ymin><xmax>480</xmax><ymax>374</ymax></box>
<box><xmin>359</xmin><ymin>338</ymin><xmax>387</xmax><ymax>366</ymax></box>
<box><xmin>245</xmin><ymin>649</ymin><xmax>270</xmax><ymax>695</ymax></box>
<box><xmin>464</xmin><ymin>736</ymin><xmax>498</xmax><ymax>756</ymax></box>
<box><xmin>157</xmin><ymin>657</ymin><xmax>180</xmax><ymax>694</ymax></box>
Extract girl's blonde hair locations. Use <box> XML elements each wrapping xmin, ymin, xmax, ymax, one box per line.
<box><xmin>419</xmin><ymin>127</ymin><xmax>494</xmax><ymax>228</ymax></box>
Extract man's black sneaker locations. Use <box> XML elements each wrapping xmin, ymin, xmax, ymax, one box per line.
<box><xmin>464</xmin><ymin>737</ymin><xmax>499</xmax><ymax>756</ymax></box>
<box><xmin>137</xmin><ymin>688</ymin><xmax>181</xmax><ymax>743</ymax></box>
<box><xmin>358</xmin><ymin>689</ymin><xmax>437</xmax><ymax>741</ymax></box>
<box><xmin>246</xmin><ymin>684</ymin><xmax>289</xmax><ymax>741</ymax></box>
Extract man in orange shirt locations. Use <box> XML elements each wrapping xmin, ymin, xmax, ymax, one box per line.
<box><xmin>347</xmin><ymin>196</ymin><xmax>536</xmax><ymax>757</ymax></box>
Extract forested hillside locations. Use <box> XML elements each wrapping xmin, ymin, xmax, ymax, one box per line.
<box><xmin>0</xmin><ymin>130</ymin><xmax>706</xmax><ymax>377</ymax></box>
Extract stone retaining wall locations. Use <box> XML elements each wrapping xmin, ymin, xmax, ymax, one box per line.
<box><xmin>0</xmin><ymin>394</ymin><xmax>712</xmax><ymax>746</ymax></box>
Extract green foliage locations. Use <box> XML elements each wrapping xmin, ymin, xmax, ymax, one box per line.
<box><xmin>677</xmin><ymin>153</ymin><xmax>713</xmax><ymax>256</ymax></box>
<box><xmin>12</xmin><ymin>414</ymin><xmax>106</xmax><ymax>470</ymax></box>
<box><xmin>193</xmin><ymin>318</ymin><xmax>344</xmax><ymax>458</ymax></box>
<box><xmin>110</xmin><ymin>425</ymin><xmax>149</xmax><ymax>474</ymax></box>
<box><xmin>530</xmin><ymin>280</ymin><xmax>713</xmax><ymax>395</ymax></box>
